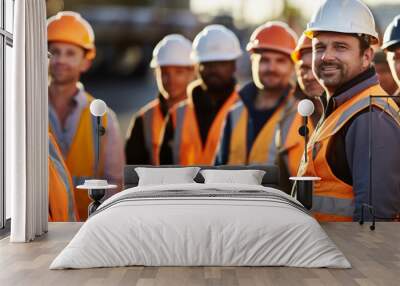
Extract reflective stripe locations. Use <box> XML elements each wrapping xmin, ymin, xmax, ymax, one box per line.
<box><xmin>333</xmin><ymin>97</ymin><xmax>400</xmax><ymax>135</ymax></box>
<box><xmin>279</xmin><ymin>110</ymin><xmax>297</xmax><ymax>147</ymax></box>
<box><xmin>173</xmin><ymin>105</ymin><xmax>187</xmax><ymax>164</ymax></box>
<box><xmin>373</xmin><ymin>97</ymin><xmax>400</xmax><ymax>125</ymax></box>
<box><xmin>266</xmin><ymin>124</ymin><xmax>279</xmax><ymax>164</ymax></box>
<box><xmin>143</xmin><ymin>108</ymin><xmax>155</xmax><ymax>163</ymax></box>
<box><xmin>230</xmin><ymin>102</ymin><xmax>244</xmax><ymax>128</ymax></box>
<box><xmin>313</xmin><ymin>195</ymin><xmax>354</xmax><ymax>218</ymax></box>
<box><xmin>270</xmin><ymin>96</ymin><xmax>297</xmax><ymax>164</ymax></box>
<box><xmin>49</xmin><ymin>141</ymin><xmax>75</xmax><ymax>221</ymax></box>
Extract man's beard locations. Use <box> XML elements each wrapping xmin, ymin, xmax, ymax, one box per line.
<box><xmin>259</xmin><ymin>71</ymin><xmax>286</xmax><ymax>91</ymax></box>
<box><xmin>316</xmin><ymin>61</ymin><xmax>346</xmax><ymax>88</ymax></box>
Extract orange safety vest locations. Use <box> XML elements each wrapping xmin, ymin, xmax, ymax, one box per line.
<box><xmin>48</xmin><ymin>133</ymin><xmax>78</xmax><ymax>222</ymax></box>
<box><xmin>297</xmin><ymin>84</ymin><xmax>400</xmax><ymax>222</ymax></box>
<box><xmin>276</xmin><ymin>110</ymin><xmax>315</xmax><ymax>177</ymax></box>
<box><xmin>139</xmin><ymin>99</ymin><xmax>166</xmax><ymax>165</ymax></box>
<box><xmin>170</xmin><ymin>83</ymin><xmax>239</xmax><ymax>165</ymax></box>
<box><xmin>50</xmin><ymin>92</ymin><xmax>108</xmax><ymax>221</ymax></box>
<box><xmin>228</xmin><ymin>89</ymin><xmax>296</xmax><ymax>164</ymax></box>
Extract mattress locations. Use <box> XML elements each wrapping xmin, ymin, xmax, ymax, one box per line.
<box><xmin>50</xmin><ymin>183</ymin><xmax>351</xmax><ymax>269</ymax></box>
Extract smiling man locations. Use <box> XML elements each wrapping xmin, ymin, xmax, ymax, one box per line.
<box><xmin>216</xmin><ymin>21</ymin><xmax>298</xmax><ymax>171</ymax></box>
<box><xmin>159</xmin><ymin>25</ymin><xmax>242</xmax><ymax>165</ymax></box>
<box><xmin>297</xmin><ymin>0</ymin><xmax>400</xmax><ymax>222</ymax></box>
<box><xmin>47</xmin><ymin>12</ymin><xmax>125</xmax><ymax>221</ymax></box>
<box><xmin>125</xmin><ymin>34</ymin><xmax>195</xmax><ymax>165</ymax></box>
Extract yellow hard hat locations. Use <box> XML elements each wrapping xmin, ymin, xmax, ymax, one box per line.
<box><xmin>47</xmin><ymin>11</ymin><xmax>96</xmax><ymax>60</ymax></box>
<box><xmin>291</xmin><ymin>34</ymin><xmax>313</xmax><ymax>63</ymax></box>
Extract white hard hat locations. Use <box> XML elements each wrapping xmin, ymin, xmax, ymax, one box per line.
<box><xmin>150</xmin><ymin>34</ymin><xmax>194</xmax><ymax>68</ymax></box>
<box><xmin>191</xmin><ymin>24</ymin><xmax>242</xmax><ymax>63</ymax></box>
<box><xmin>305</xmin><ymin>0</ymin><xmax>379</xmax><ymax>45</ymax></box>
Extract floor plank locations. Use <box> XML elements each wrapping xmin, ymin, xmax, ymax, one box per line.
<box><xmin>1</xmin><ymin>222</ymin><xmax>400</xmax><ymax>286</ymax></box>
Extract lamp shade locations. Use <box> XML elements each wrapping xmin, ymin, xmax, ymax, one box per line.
<box><xmin>90</xmin><ymin>99</ymin><xmax>107</xmax><ymax>117</ymax></box>
<box><xmin>297</xmin><ymin>99</ymin><xmax>314</xmax><ymax>117</ymax></box>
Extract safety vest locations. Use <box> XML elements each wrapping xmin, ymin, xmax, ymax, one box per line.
<box><xmin>170</xmin><ymin>85</ymin><xmax>239</xmax><ymax>165</ymax></box>
<box><xmin>50</xmin><ymin>92</ymin><xmax>108</xmax><ymax>221</ymax></box>
<box><xmin>276</xmin><ymin>110</ymin><xmax>315</xmax><ymax>177</ymax></box>
<box><xmin>139</xmin><ymin>99</ymin><xmax>166</xmax><ymax>165</ymax></box>
<box><xmin>228</xmin><ymin>90</ymin><xmax>296</xmax><ymax>164</ymax></box>
<box><xmin>48</xmin><ymin>133</ymin><xmax>77</xmax><ymax>222</ymax></box>
<box><xmin>297</xmin><ymin>84</ymin><xmax>400</xmax><ymax>222</ymax></box>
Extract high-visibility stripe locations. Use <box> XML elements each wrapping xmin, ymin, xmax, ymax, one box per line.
<box><xmin>313</xmin><ymin>195</ymin><xmax>355</xmax><ymax>218</ymax></box>
<box><xmin>173</xmin><ymin>105</ymin><xmax>187</xmax><ymax>164</ymax></box>
<box><xmin>230</xmin><ymin>102</ymin><xmax>245</xmax><ymax>128</ymax></box>
<box><xmin>48</xmin><ymin>135</ymin><xmax>76</xmax><ymax>221</ymax></box>
<box><xmin>277</xmin><ymin>109</ymin><xmax>297</xmax><ymax>170</ymax></box>
<box><xmin>266</xmin><ymin>123</ymin><xmax>279</xmax><ymax>164</ymax></box>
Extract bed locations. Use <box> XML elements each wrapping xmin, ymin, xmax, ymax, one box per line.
<box><xmin>50</xmin><ymin>165</ymin><xmax>350</xmax><ymax>269</ymax></box>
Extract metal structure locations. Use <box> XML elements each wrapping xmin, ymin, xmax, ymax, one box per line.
<box><xmin>359</xmin><ymin>95</ymin><xmax>400</xmax><ymax>230</ymax></box>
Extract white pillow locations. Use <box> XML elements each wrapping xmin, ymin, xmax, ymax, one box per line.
<box><xmin>200</xmin><ymin>169</ymin><xmax>266</xmax><ymax>185</ymax></box>
<box><xmin>135</xmin><ymin>167</ymin><xmax>200</xmax><ymax>186</ymax></box>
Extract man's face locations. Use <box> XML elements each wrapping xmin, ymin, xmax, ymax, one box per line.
<box><xmin>251</xmin><ymin>50</ymin><xmax>294</xmax><ymax>90</ymax></box>
<box><xmin>155</xmin><ymin>66</ymin><xmax>195</xmax><ymax>100</ymax></box>
<box><xmin>386</xmin><ymin>48</ymin><xmax>400</xmax><ymax>89</ymax></box>
<box><xmin>48</xmin><ymin>42</ymin><xmax>91</xmax><ymax>85</ymax></box>
<box><xmin>295</xmin><ymin>50</ymin><xmax>324</xmax><ymax>98</ymax></box>
<box><xmin>197</xmin><ymin>61</ymin><xmax>236</xmax><ymax>93</ymax></box>
<box><xmin>312</xmin><ymin>32</ymin><xmax>373</xmax><ymax>93</ymax></box>
<box><xmin>375</xmin><ymin>61</ymin><xmax>398</xmax><ymax>95</ymax></box>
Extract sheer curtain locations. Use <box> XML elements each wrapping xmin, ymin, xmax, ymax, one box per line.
<box><xmin>8</xmin><ymin>0</ymin><xmax>48</xmax><ymax>242</ymax></box>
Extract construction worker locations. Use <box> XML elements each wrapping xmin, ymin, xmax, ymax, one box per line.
<box><xmin>47</xmin><ymin>11</ymin><xmax>125</xmax><ymax>221</ymax></box>
<box><xmin>382</xmin><ymin>15</ymin><xmax>400</xmax><ymax>105</ymax></box>
<box><xmin>373</xmin><ymin>51</ymin><xmax>398</xmax><ymax>96</ymax></box>
<box><xmin>49</xmin><ymin>132</ymin><xmax>78</xmax><ymax>221</ymax></box>
<box><xmin>297</xmin><ymin>0</ymin><xmax>400</xmax><ymax>221</ymax></box>
<box><xmin>262</xmin><ymin>34</ymin><xmax>325</xmax><ymax>192</ymax></box>
<box><xmin>292</xmin><ymin>34</ymin><xmax>325</xmax><ymax>124</ymax></box>
<box><xmin>125</xmin><ymin>34</ymin><xmax>195</xmax><ymax>165</ymax></box>
<box><xmin>159</xmin><ymin>25</ymin><xmax>242</xmax><ymax>165</ymax></box>
<box><xmin>217</xmin><ymin>22</ymin><xmax>298</xmax><ymax>175</ymax></box>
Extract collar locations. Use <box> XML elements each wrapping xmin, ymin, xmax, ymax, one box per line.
<box><xmin>74</xmin><ymin>83</ymin><xmax>89</xmax><ymax>108</ymax></box>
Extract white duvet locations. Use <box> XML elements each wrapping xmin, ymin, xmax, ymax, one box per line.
<box><xmin>50</xmin><ymin>183</ymin><xmax>351</xmax><ymax>269</ymax></box>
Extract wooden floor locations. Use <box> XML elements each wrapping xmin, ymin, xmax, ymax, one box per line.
<box><xmin>1</xmin><ymin>222</ymin><xmax>399</xmax><ymax>286</ymax></box>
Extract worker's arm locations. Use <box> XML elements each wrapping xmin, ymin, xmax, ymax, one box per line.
<box><xmin>103</xmin><ymin>109</ymin><xmax>125</xmax><ymax>194</ymax></box>
<box><xmin>346</xmin><ymin>108</ymin><xmax>400</xmax><ymax>220</ymax></box>
<box><xmin>159</xmin><ymin>117</ymin><xmax>174</xmax><ymax>164</ymax></box>
<box><xmin>124</xmin><ymin>114</ymin><xmax>151</xmax><ymax>164</ymax></box>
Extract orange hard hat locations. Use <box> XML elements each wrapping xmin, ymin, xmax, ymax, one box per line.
<box><xmin>291</xmin><ymin>34</ymin><xmax>313</xmax><ymax>63</ymax></box>
<box><xmin>246</xmin><ymin>21</ymin><xmax>298</xmax><ymax>56</ymax></box>
<box><xmin>47</xmin><ymin>11</ymin><xmax>96</xmax><ymax>60</ymax></box>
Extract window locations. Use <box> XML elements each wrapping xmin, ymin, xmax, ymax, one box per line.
<box><xmin>0</xmin><ymin>0</ymin><xmax>14</xmax><ymax>233</ymax></box>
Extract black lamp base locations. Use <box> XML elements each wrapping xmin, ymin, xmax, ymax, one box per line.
<box><xmin>88</xmin><ymin>189</ymin><xmax>106</xmax><ymax>216</ymax></box>
<box><xmin>296</xmin><ymin>181</ymin><xmax>313</xmax><ymax>210</ymax></box>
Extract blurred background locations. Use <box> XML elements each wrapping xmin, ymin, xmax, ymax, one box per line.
<box><xmin>45</xmin><ymin>0</ymin><xmax>400</xmax><ymax>136</ymax></box>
